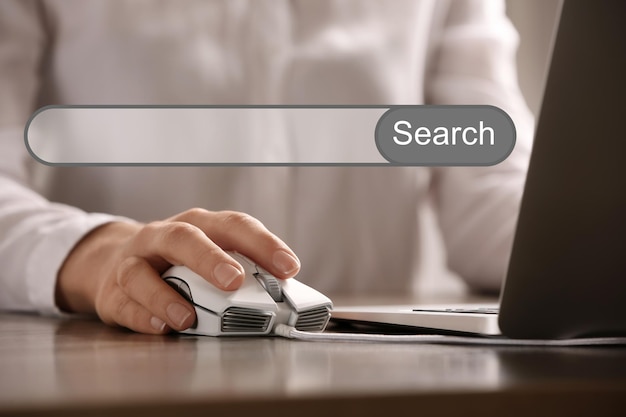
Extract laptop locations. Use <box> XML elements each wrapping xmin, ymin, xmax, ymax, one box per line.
<box><xmin>331</xmin><ymin>0</ymin><xmax>626</xmax><ymax>339</ymax></box>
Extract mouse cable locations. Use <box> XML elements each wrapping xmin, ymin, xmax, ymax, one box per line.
<box><xmin>273</xmin><ymin>324</ymin><xmax>626</xmax><ymax>347</ymax></box>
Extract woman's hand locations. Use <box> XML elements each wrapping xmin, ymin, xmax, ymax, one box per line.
<box><xmin>55</xmin><ymin>208</ymin><xmax>300</xmax><ymax>334</ymax></box>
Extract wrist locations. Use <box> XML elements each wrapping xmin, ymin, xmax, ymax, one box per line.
<box><xmin>56</xmin><ymin>221</ymin><xmax>141</xmax><ymax>314</ymax></box>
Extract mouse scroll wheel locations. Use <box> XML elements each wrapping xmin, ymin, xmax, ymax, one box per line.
<box><xmin>254</xmin><ymin>273</ymin><xmax>283</xmax><ymax>302</ymax></box>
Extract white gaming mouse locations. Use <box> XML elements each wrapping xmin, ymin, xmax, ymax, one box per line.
<box><xmin>162</xmin><ymin>252</ymin><xmax>333</xmax><ymax>336</ymax></box>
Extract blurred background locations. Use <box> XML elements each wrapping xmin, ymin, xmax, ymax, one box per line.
<box><xmin>416</xmin><ymin>0</ymin><xmax>562</xmax><ymax>296</ymax></box>
<box><xmin>507</xmin><ymin>0</ymin><xmax>562</xmax><ymax>118</ymax></box>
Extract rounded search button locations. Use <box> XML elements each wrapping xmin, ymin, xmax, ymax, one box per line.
<box><xmin>374</xmin><ymin>105</ymin><xmax>516</xmax><ymax>166</ymax></box>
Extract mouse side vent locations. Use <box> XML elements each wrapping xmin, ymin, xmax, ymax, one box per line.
<box><xmin>295</xmin><ymin>306</ymin><xmax>331</xmax><ymax>332</ymax></box>
<box><xmin>221</xmin><ymin>307</ymin><xmax>273</xmax><ymax>333</ymax></box>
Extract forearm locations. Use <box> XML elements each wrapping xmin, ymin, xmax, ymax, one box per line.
<box><xmin>428</xmin><ymin>0</ymin><xmax>534</xmax><ymax>291</ymax></box>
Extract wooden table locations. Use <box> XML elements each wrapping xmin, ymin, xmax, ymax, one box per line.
<box><xmin>2</xmin><ymin>296</ymin><xmax>626</xmax><ymax>417</ymax></box>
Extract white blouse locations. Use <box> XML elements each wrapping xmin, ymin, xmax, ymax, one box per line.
<box><xmin>0</xmin><ymin>0</ymin><xmax>533</xmax><ymax>314</ymax></box>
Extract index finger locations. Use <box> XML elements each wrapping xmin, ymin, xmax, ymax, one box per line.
<box><xmin>130</xmin><ymin>220</ymin><xmax>245</xmax><ymax>290</ymax></box>
<box><xmin>169</xmin><ymin>209</ymin><xmax>301</xmax><ymax>279</ymax></box>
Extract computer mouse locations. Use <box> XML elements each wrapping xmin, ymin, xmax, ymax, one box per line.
<box><xmin>162</xmin><ymin>252</ymin><xmax>333</xmax><ymax>336</ymax></box>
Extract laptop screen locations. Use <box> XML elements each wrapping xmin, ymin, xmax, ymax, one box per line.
<box><xmin>498</xmin><ymin>0</ymin><xmax>626</xmax><ymax>338</ymax></box>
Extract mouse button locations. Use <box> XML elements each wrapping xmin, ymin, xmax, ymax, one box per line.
<box><xmin>279</xmin><ymin>279</ymin><xmax>333</xmax><ymax>312</ymax></box>
<box><xmin>227</xmin><ymin>251</ymin><xmax>256</xmax><ymax>272</ymax></box>
<box><xmin>254</xmin><ymin>273</ymin><xmax>283</xmax><ymax>302</ymax></box>
<box><xmin>254</xmin><ymin>264</ymin><xmax>269</xmax><ymax>275</ymax></box>
<box><xmin>164</xmin><ymin>277</ymin><xmax>193</xmax><ymax>303</ymax></box>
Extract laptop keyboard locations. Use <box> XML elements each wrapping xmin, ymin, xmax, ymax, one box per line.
<box><xmin>412</xmin><ymin>307</ymin><xmax>499</xmax><ymax>315</ymax></box>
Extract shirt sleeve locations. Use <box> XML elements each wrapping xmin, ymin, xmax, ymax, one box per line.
<box><xmin>0</xmin><ymin>172</ymin><xmax>123</xmax><ymax>315</ymax></box>
<box><xmin>0</xmin><ymin>1</ymin><xmax>126</xmax><ymax>315</ymax></box>
<box><xmin>426</xmin><ymin>0</ymin><xmax>535</xmax><ymax>292</ymax></box>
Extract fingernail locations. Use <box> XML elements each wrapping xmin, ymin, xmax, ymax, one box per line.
<box><xmin>166</xmin><ymin>303</ymin><xmax>192</xmax><ymax>328</ymax></box>
<box><xmin>150</xmin><ymin>316</ymin><xmax>167</xmax><ymax>332</ymax></box>
<box><xmin>213</xmin><ymin>262</ymin><xmax>242</xmax><ymax>288</ymax></box>
<box><xmin>272</xmin><ymin>250</ymin><xmax>300</xmax><ymax>276</ymax></box>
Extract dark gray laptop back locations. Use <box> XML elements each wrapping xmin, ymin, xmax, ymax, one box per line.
<box><xmin>498</xmin><ymin>0</ymin><xmax>626</xmax><ymax>338</ymax></box>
